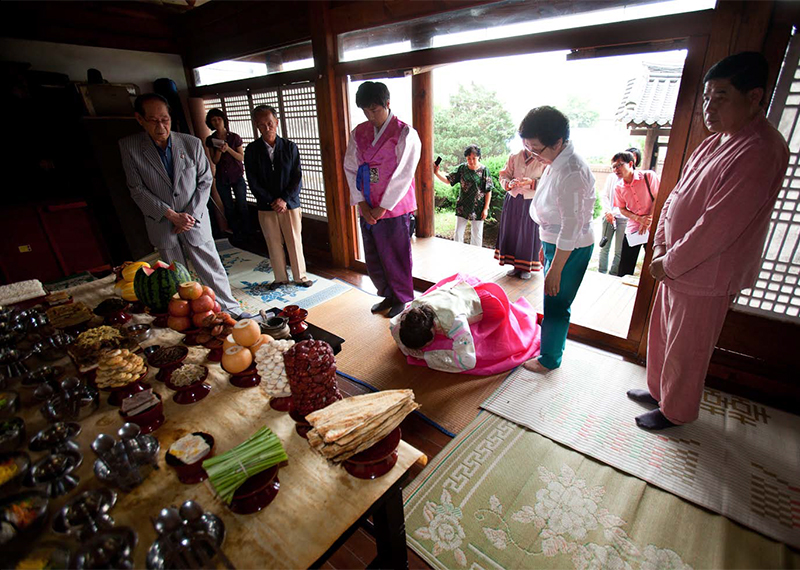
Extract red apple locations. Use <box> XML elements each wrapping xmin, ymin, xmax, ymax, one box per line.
<box><xmin>190</xmin><ymin>295</ymin><xmax>214</xmax><ymax>314</ymax></box>
<box><xmin>178</xmin><ymin>281</ymin><xmax>203</xmax><ymax>301</ymax></box>
<box><xmin>167</xmin><ymin>315</ymin><xmax>191</xmax><ymax>332</ymax></box>
<box><xmin>202</xmin><ymin>286</ymin><xmax>216</xmax><ymax>301</ymax></box>
<box><xmin>192</xmin><ymin>310</ymin><xmax>214</xmax><ymax>328</ymax></box>
<box><xmin>212</xmin><ymin>301</ymin><xmax>221</xmax><ymax>313</ymax></box>
<box><xmin>168</xmin><ymin>297</ymin><xmax>191</xmax><ymax>318</ymax></box>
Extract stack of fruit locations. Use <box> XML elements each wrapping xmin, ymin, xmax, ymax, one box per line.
<box><xmin>166</xmin><ymin>282</ymin><xmax>222</xmax><ymax>333</ymax></box>
<box><xmin>114</xmin><ymin>261</ymin><xmax>149</xmax><ymax>303</ymax></box>
<box><xmin>284</xmin><ymin>340</ymin><xmax>341</xmax><ymax>417</ymax></box>
<box><xmin>133</xmin><ymin>261</ymin><xmax>191</xmax><ymax>315</ymax></box>
<box><xmin>220</xmin><ymin>319</ymin><xmax>272</xmax><ymax>375</ymax></box>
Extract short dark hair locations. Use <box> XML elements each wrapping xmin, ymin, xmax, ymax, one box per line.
<box><xmin>703</xmin><ymin>51</ymin><xmax>768</xmax><ymax>95</ymax></box>
<box><xmin>464</xmin><ymin>144</ymin><xmax>481</xmax><ymax>158</ymax></box>
<box><xmin>625</xmin><ymin>147</ymin><xmax>642</xmax><ymax>168</ymax></box>
<box><xmin>355</xmin><ymin>81</ymin><xmax>390</xmax><ymax>109</ymax></box>
<box><xmin>399</xmin><ymin>305</ymin><xmax>435</xmax><ymax>349</ymax></box>
<box><xmin>134</xmin><ymin>93</ymin><xmax>170</xmax><ymax>116</ymax></box>
<box><xmin>205</xmin><ymin>108</ymin><xmax>228</xmax><ymax>130</ymax></box>
<box><xmin>612</xmin><ymin>151</ymin><xmax>636</xmax><ymax>168</ymax></box>
<box><xmin>252</xmin><ymin>105</ymin><xmax>278</xmax><ymax>120</ymax></box>
<box><xmin>518</xmin><ymin>106</ymin><xmax>570</xmax><ymax>147</ymax></box>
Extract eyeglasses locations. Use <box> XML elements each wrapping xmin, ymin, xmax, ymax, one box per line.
<box><xmin>611</xmin><ymin>162</ymin><xmax>627</xmax><ymax>170</ymax></box>
<box><xmin>146</xmin><ymin>118</ymin><xmax>171</xmax><ymax>126</ymax></box>
<box><xmin>523</xmin><ymin>140</ymin><xmax>547</xmax><ymax>155</ymax></box>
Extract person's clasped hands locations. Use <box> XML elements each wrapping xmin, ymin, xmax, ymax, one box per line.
<box><xmin>167</xmin><ymin>210</ymin><xmax>195</xmax><ymax>234</ymax></box>
<box><xmin>271</xmin><ymin>197</ymin><xmax>288</xmax><ymax>214</ymax></box>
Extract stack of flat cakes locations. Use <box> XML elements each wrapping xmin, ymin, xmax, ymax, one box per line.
<box><xmin>305</xmin><ymin>389</ymin><xmax>419</xmax><ymax>463</ymax></box>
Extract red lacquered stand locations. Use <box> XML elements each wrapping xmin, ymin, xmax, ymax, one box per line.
<box><xmin>104</xmin><ymin>308</ymin><xmax>132</xmax><ymax>327</ymax></box>
<box><xmin>103</xmin><ymin>374</ymin><xmax>150</xmax><ymax>407</ymax></box>
<box><xmin>150</xmin><ymin>312</ymin><xmax>170</xmax><ymax>328</ymax></box>
<box><xmin>228</xmin><ymin>466</ymin><xmax>280</xmax><ymax>514</ymax></box>
<box><xmin>165</xmin><ymin>432</ymin><xmax>214</xmax><ymax>484</ymax></box>
<box><xmin>182</xmin><ymin>329</ymin><xmax>202</xmax><ymax>346</ymax></box>
<box><xmin>165</xmin><ymin>366</ymin><xmax>211</xmax><ymax>405</ymax></box>
<box><xmin>129</xmin><ymin>301</ymin><xmax>147</xmax><ymax>314</ymax></box>
<box><xmin>288</xmin><ymin>403</ymin><xmax>312</xmax><ymax>438</ymax></box>
<box><xmin>229</xmin><ymin>365</ymin><xmax>260</xmax><ymax>388</ymax></box>
<box><xmin>343</xmin><ymin>428</ymin><xmax>402</xmax><ymax>480</ymax></box>
<box><xmin>119</xmin><ymin>393</ymin><xmax>165</xmax><ymax>434</ymax></box>
<box><xmin>269</xmin><ymin>396</ymin><xmax>292</xmax><ymax>412</ymax></box>
<box><xmin>206</xmin><ymin>347</ymin><xmax>223</xmax><ymax>363</ymax></box>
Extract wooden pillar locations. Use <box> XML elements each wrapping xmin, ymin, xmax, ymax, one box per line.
<box><xmin>310</xmin><ymin>1</ymin><xmax>357</xmax><ymax>268</ymax></box>
<box><xmin>642</xmin><ymin>128</ymin><xmax>658</xmax><ymax>171</ymax></box>
<box><xmin>412</xmin><ymin>71</ymin><xmax>434</xmax><ymax>238</ymax></box>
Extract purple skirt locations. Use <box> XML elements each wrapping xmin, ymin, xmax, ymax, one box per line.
<box><xmin>494</xmin><ymin>193</ymin><xmax>542</xmax><ymax>272</ymax></box>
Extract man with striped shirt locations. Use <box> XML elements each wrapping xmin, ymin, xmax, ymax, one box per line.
<box><xmin>119</xmin><ymin>93</ymin><xmax>242</xmax><ymax>317</ymax></box>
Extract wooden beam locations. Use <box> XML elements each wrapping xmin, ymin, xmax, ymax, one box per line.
<box><xmin>329</xmin><ymin>0</ymin><xmax>496</xmax><ymax>35</ymax></box>
<box><xmin>412</xmin><ymin>72</ymin><xmax>434</xmax><ymax>238</ymax></box>
<box><xmin>632</xmin><ymin>33</ymin><xmax>710</xmax><ymax>356</ymax></box>
<box><xmin>310</xmin><ymin>1</ymin><xmax>357</xmax><ymax>269</ymax></box>
<box><xmin>335</xmin><ymin>10</ymin><xmax>713</xmax><ymax>77</ymax></box>
<box><xmin>189</xmin><ymin>68</ymin><xmax>317</xmax><ymax>98</ymax></box>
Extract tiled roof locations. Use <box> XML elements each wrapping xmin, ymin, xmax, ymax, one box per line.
<box><xmin>616</xmin><ymin>62</ymin><xmax>683</xmax><ymax>129</ymax></box>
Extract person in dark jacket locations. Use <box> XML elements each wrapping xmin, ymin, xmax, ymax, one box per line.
<box><xmin>244</xmin><ymin>105</ymin><xmax>312</xmax><ymax>289</ymax></box>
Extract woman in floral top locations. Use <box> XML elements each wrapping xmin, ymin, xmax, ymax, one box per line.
<box><xmin>434</xmin><ymin>145</ymin><xmax>494</xmax><ymax>247</ymax></box>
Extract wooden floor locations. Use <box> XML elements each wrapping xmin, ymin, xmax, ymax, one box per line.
<box><xmin>408</xmin><ymin>236</ymin><xmax>637</xmax><ymax>339</ymax></box>
<box><xmin>230</xmin><ymin>235</ymin><xmax>637</xmax><ymax>568</ymax></box>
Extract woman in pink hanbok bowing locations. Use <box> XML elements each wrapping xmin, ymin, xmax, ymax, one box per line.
<box><xmin>389</xmin><ymin>274</ymin><xmax>541</xmax><ymax>374</ymax></box>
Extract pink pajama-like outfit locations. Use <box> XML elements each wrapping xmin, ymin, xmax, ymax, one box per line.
<box><xmin>648</xmin><ymin>114</ymin><xmax>788</xmax><ymax>424</ymax></box>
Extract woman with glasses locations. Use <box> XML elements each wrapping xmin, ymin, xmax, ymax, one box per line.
<box><xmin>519</xmin><ymin>106</ymin><xmax>596</xmax><ymax>373</ymax></box>
<box><xmin>434</xmin><ymin>145</ymin><xmax>495</xmax><ymax>247</ymax></box>
<box><xmin>205</xmin><ymin>108</ymin><xmax>251</xmax><ymax>242</ymax></box>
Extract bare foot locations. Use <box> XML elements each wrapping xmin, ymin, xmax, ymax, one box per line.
<box><xmin>522</xmin><ymin>358</ymin><xmax>551</xmax><ymax>373</ymax></box>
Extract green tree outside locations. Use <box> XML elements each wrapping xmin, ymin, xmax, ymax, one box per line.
<box><xmin>434</xmin><ymin>82</ymin><xmax>515</xmax><ymax>169</ymax></box>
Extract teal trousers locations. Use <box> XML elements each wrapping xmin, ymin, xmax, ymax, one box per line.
<box><xmin>539</xmin><ymin>241</ymin><xmax>593</xmax><ymax>369</ymax></box>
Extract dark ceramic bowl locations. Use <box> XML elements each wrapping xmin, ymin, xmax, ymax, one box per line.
<box><xmin>32</xmin><ymin>333</ymin><xmax>74</xmax><ymax>361</ymax></box>
<box><xmin>0</xmin><ymin>451</ymin><xmax>30</xmax><ymax>498</ymax></box>
<box><xmin>165</xmin><ymin>432</ymin><xmax>214</xmax><ymax>484</ymax></box>
<box><xmin>142</xmin><ymin>345</ymin><xmax>161</xmax><ymax>360</ymax></box>
<box><xmin>73</xmin><ymin>526</ymin><xmax>137</xmax><ymax>569</ymax></box>
<box><xmin>0</xmin><ymin>391</ymin><xmax>20</xmax><ymax>420</ymax></box>
<box><xmin>28</xmin><ymin>422</ymin><xmax>81</xmax><ymax>453</ymax></box>
<box><xmin>52</xmin><ymin>487</ymin><xmax>117</xmax><ymax>540</ymax></box>
<box><xmin>0</xmin><ymin>490</ymin><xmax>49</xmax><ymax>551</ymax></box>
<box><xmin>0</xmin><ymin>417</ymin><xmax>25</xmax><ymax>454</ymax></box>
<box><xmin>124</xmin><ymin>323</ymin><xmax>151</xmax><ymax>343</ymax></box>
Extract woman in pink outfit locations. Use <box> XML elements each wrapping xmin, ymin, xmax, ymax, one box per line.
<box><xmin>389</xmin><ymin>274</ymin><xmax>541</xmax><ymax>375</ymax></box>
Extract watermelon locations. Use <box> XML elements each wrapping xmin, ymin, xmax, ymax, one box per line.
<box><xmin>133</xmin><ymin>261</ymin><xmax>192</xmax><ymax>313</ymax></box>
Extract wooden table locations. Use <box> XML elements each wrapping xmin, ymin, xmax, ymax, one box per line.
<box><xmin>15</xmin><ymin>320</ymin><xmax>426</xmax><ymax>569</ymax></box>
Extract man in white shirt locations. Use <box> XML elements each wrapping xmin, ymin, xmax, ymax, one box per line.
<box><xmin>344</xmin><ymin>82</ymin><xmax>421</xmax><ymax>317</ymax></box>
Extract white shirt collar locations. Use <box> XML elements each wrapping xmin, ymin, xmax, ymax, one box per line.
<box><xmin>372</xmin><ymin>111</ymin><xmax>393</xmax><ymax>145</ymax></box>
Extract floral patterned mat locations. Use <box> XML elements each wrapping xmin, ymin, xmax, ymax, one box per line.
<box><xmin>216</xmin><ymin>240</ymin><xmax>350</xmax><ymax>313</ymax></box>
<box><xmin>404</xmin><ymin>412</ymin><xmax>800</xmax><ymax>570</ymax></box>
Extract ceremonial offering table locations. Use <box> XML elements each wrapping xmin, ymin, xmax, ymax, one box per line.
<box><xmin>15</xmin><ymin>304</ymin><xmax>424</xmax><ymax>569</ymax></box>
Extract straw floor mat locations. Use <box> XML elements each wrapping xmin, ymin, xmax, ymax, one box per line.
<box><xmin>404</xmin><ymin>412</ymin><xmax>800</xmax><ymax>570</ymax></box>
<box><xmin>307</xmin><ymin>288</ymin><xmax>511</xmax><ymax>435</ymax></box>
<box><xmin>481</xmin><ymin>344</ymin><xmax>800</xmax><ymax>549</ymax></box>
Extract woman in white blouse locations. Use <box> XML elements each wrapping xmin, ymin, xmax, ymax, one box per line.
<box><xmin>519</xmin><ymin>106</ymin><xmax>596</xmax><ymax>372</ymax></box>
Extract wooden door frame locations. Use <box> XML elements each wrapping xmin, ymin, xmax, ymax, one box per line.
<box><xmin>331</xmin><ymin>9</ymin><xmax>716</xmax><ymax>356</ymax></box>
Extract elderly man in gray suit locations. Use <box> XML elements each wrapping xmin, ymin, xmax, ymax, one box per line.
<box><xmin>119</xmin><ymin>93</ymin><xmax>243</xmax><ymax>317</ymax></box>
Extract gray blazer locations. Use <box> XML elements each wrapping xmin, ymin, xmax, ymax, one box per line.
<box><xmin>118</xmin><ymin>132</ymin><xmax>213</xmax><ymax>249</ymax></box>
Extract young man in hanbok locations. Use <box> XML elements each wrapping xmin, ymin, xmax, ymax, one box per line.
<box><xmin>344</xmin><ymin>82</ymin><xmax>421</xmax><ymax>318</ymax></box>
<box><xmin>628</xmin><ymin>52</ymin><xmax>789</xmax><ymax>430</ymax></box>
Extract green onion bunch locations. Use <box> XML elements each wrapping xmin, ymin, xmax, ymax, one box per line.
<box><xmin>202</xmin><ymin>426</ymin><xmax>287</xmax><ymax>503</ymax></box>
